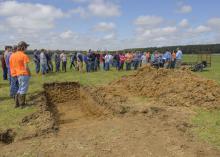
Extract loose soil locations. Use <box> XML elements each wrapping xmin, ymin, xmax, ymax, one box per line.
<box><xmin>1</xmin><ymin>67</ymin><xmax>220</xmax><ymax>157</ymax></box>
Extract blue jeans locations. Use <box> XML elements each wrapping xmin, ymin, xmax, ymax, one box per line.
<box><xmin>91</xmin><ymin>61</ymin><xmax>95</xmax><ymax>71</ymax></box>
<box><xmin>133</xmin><ymin>61</ymin><xmax>139</xmax><ymax>70</ymax></box>
<box><xmin>55</xmin><ymin>62</ymin><xmax>60</xmax><ymax>72</ymax></box>
<box><xmin>35</xmin><ymin>62</ymin><xmax>40</xmax><ymax>74</ymax></box>
<box><xmin>116</xmin><ymin>61</ymin><xmax>120</xmax><ymax>70</ymax></box>
<box><xmin>85</xmin><ymin>63</ymin><xmax>89</xmax><ymax>72</ymax></box>
<box><xmin>41</xmin><ymin>63</ymin><xmax>47</xmax><ymax>74</ymax></box>
<box><xmin>105</xmin><ymin>62</ymin><xmax>110</xmax><ymax>71</ymax></box>
<box><xmin>126</xmin><ymin>62</ymin><xmax>131</xmax><ymax>71</ymax></box>
<box><xmin>10</xmin><ymin>76</ymin><xmax>19</xmax><ymax>97</ymax></box>
<box><xmin>17</xmin><ymin>76</ymin><xmax>30</xmax><ymax>95</ymax></box>
<box><xmin>3</xmin><ymin>67</ymin><xmax>7</xmax><ymax>80</ymax></box>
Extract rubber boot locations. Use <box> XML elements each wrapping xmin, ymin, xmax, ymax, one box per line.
<box><xmin>20</xmin><ymin>94</ymin><xmax>26</xmax><ymax>108</ymax></box>
<box><xmin>15</xmin><ymin>94</ymin><xmax>20</xmax><ymax>108</ymax></box>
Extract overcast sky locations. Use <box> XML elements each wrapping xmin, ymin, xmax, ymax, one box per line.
<box><xmin>0</xmin><ymin>0</ymin><xmax>220</xmax><ymax>50</ymax></box>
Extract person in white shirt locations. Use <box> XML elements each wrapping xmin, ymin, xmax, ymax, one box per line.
<box><xmin>60</xmin><ymin>51</ymin><xmax>67</xmax><ymax>72</ymax></box>
<box><xmin>104</xmin><ymin>53</ymin><xmax>111</xmax><ymax>71</ymax></box>
<box><xmin>175</xmin><ymin>48</ymin><xmax>183</xmax><ymax>68</ymax></box>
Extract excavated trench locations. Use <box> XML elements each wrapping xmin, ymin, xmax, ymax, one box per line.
<box><xmin>43</xmin><ymin>82</ymin><xmax>111</xmax><ymax>131</ymax></box>
<box><xmin>0</xmin><ymin>82</ymin><xmax>110</xmax><ymax>145</ymax></box>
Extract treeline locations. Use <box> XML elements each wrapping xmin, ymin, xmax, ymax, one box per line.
<box><xmin>123</xmin><ymin>44</ymin><xmax>220</xmax><ymax>54</ymax></box>
<box><xmin>1</xmin><ymin>43</ymin><xmax>220</xmax><ymax>54</ymax></box>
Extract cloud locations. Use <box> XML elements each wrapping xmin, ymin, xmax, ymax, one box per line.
<box><xmin>179</xmin><ymin>19</ymin><xmax>189</xmax><ymax>28</ymax></box>
<box><xmin>134</xmin><ymin>15</ymin><xmax>163</xmax><ymax>28</ymax></box>
<box><xmin>137</xmin><ymin>26</ymin><xmax>178</xmax><ymax>39</ymax></box>
<box><xmin>103</xmin><ymin>33</ymin><xmax>116</xmax><ymax>40</ymax></box>
<box><xmin>69</xmin><ymin>7</ymin><xmax>87</xmax><ymax>18</ymax></box>
<box><xmin>0</xmin><ymin>1</ymin><xmax>65</xmax><ymax>31</ymax></box>
<box><xmin>71</xmin><ymin>0</ymin><xmax>88</xmax><ymax>3</ymax></box>
<box><xmin>189</xmin><ymin>25</ymin><xmax>211</xmax><ymax>33</ymax></box>
<box><xmin>208</xmin><ymin>17</ymin><xmax>220</xmax><ymax>28</ymax></box>
<box><xmin>60</xmin><ymin>30</ymin><xmax>76</xmax><ymax>39</ymax></box>
<box><xmin>178</xmin><ymin>5</ymin><xmax>192</xmax><ymax>14</ymax></box>
<box><xmin>88</xmin><ymin>0</ymin><xmax>121</xmax><ymax>17</ymax></box>
<box><xmin>93</xmin><ymin>22</ymin><xmax>115</xmax><ymax>32</ymax></box>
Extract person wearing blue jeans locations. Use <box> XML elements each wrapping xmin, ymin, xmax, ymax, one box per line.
<box><xmin>104</xmin><ymin>53</ymin><xmax>111</xmax><ymax>71</ymax></box>
<box><xmin>33</xmin><ymin>50</ymin><xmax>40</xmax><ymax>74</ymax></box>
<box><xmin>40</xmin><ymin>50</ymin><xmax>47</xmax><ymax>75</ymax></box>
<box><xmin>14</xmin><ymin>41</ymin><xmax>31</xmax><ymax>108</ymax></box>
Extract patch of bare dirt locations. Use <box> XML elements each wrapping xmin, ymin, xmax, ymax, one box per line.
<box><xmin>1</xmin><ymin>67</ymin><xmax>220</xmax><ymax>157</ymax></box>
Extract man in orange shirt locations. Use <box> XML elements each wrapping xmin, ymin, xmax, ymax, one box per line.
<box><xmin>9</xmin><ymin>46</ymin><xmax>19</xmax><ymax>107</ymax></box>
<box><xmin>125</xmin><ymin>52</ymin><xmax>133</xmax><ymax>71</ymax></box>
<box><xmin>13</xmin><ymin>41</ymin><xmax>31</xmax><ymax>107</ymax></box>
<box><xmin>171</xmin><ymin>50</ymin><xmax>176</xmax><ymax>69</ymax></box>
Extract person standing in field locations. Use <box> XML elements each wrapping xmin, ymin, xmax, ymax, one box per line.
<box><xmin>141</xmin><ymin>52</ymin><xmax>147</xmax><ymax>66</ymax></box>
<box><xmin>70</xmin><ymin>52</ymin><xmax>76</xmax><ymax>70</ymax></box>
<box><xmin>146</xmin><ymin>51</ymin><xmax>151</xmax><ymax>63</ymax></box>
<box><xmin>133</xmin><ymin>52</ymin><xmax>139</xmax><ymax>70</ymax></box>
<box><xmin>5</xmin><ymin>46</ymin><xmax>13</xmax><ymax>84</ymax></box>
<box><xmin>60</xmin><ymin>51</ymin><xmax>67</xmax><ymax>72</ymax></box>
<box><xmin>104</xmin><ymin>52</ymin><xmax>111</xmax><ymax>71</ymax></box>
<box><xmin>13</xmin><ymin>41</ymin><xmax>31</xmax><ymax>108</ymax></box>
<box><xmin>171</xmin><ymin>50</ymin><xmax>176</xmax><ymax>69</ymax></box>
<box><xmin>163</xmin><ymin>49</ymin><xmax>172</xmax><ymax>69</ymax></box>
<box><xmin>119</xmin><ymin>52</ymin><xmax>125</xmax><ymax>70</ymax></box>
<box><xmin>84</xmin><ymin>53</ymin><xmax>89</xmax><ymax>72</ymax></box>
<box><xmin>125</xmin><ymin>52</ymin><xmax>133</xmax><ymax>71</ymax></box>
<box><xmin>114</xmin><ymin>52</ymin><xmax>120</xmax><ymax>70</ymax></box>
<box><xmin>175</xmin><ymin>48</ymin><xmax>183</xmax><ymax>68</ymax></box>
<box><xmin>33</xmin><ymin>49</ymin><xmax>40</xmax><ymax>74</ymax></box>
<box><xmin>77</xmin><ymin>51</ymin><xmax>83</xmax><ymax>72</ymax></box>
<box><xmin>96</xmin><ymin>53</ymin><xmax>100</xmax><ymax>70</ymax></box>
<box><xmin>1</xmin><ymin>46</ymin><xmax>10</xmax><ymax>80</ymax></box>
<box><xmin>54</xmin><ymin>51</ymin><xmax>61</xmax><ymax>72</ymax></box>
<box><xmin>40</xmin><ymin>49</ymin><xmax>47</xmax><ymax>75</ymax></box>
<box><xmin>47</xmin><ymin>51</ymin><xmax>53</xmax><ymax>72</ymax></box>
<box><xmin>9</xmin><ymin>46</ymin><xmax>19</xmax><ymax>105</ymax></box>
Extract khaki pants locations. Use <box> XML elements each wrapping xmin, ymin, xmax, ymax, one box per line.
<box><xmin>77</xmin><ymin>61</ymin><xmax>83</xmax><ymax>72</ymax></box>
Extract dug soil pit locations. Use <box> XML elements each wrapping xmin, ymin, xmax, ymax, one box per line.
<box><xmin>43</xmin><ymin>82</ymin><xmax>111</xmax><ymax>132</ymax></box>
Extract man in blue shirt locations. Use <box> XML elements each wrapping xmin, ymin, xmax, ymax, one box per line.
<box><xmin>176</xmin><ymin>48</ymin><xmax>183</xmax><ymax>68</ymax></box>
<box><xmin>163</xmin><ymin>49</ymin><xmax>172</xmax><ymax>69</ymax></box>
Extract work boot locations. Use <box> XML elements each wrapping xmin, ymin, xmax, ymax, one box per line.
<box><xmin>15</xmin><ymin>94</ymin><xmax>20</xmax><ymax>108</ymax></box>
<box><xmin>20</xmin><ymin>94</ymin><xmax>26</xmax><ymax>108</ymax></box>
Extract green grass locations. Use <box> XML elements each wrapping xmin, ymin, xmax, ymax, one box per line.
<box><xmin>192</xmin><ymin>110</ymin><xmax>220</xmax><ymax>147</ymax></box>
<box><xmin>0</xmin><ymin>55</ymin><xmax>220</xmax><ymax>148</ymax></box>
<box><xmin>183</xmin><ymin>54</ymin><xmax>220</xmax><ymax>83</ymax></box>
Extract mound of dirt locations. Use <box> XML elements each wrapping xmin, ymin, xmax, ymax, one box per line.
<box><xmin>111</xmin><ymin>66</ymin><xmax>220</xmax><ymax>109</ymax></box>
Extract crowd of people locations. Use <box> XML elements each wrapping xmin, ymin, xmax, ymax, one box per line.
<box><xmin>31</xmin><ymin>48</ymin><xmax>183</xmax><ymax>75</ymax></box>
<box><xmin>0</xmin><ymin>41</ymin><xmax>183</xmax><ymax>109</ymax></box>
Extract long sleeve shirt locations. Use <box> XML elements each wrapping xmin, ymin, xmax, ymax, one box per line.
<box><xmin>176</xmin><ymin>50</ymin><xmax>183</xmax><ymax>60</ymax></box>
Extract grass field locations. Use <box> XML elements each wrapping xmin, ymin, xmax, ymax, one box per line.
<box><xmin>0</xmin><ymin>54</ymin><xmax>220</xmax><ymax>147</ymax></box>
